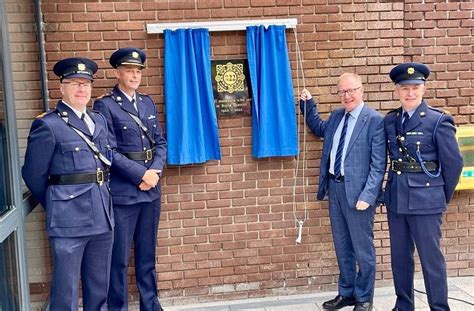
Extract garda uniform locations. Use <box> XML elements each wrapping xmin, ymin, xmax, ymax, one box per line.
<box><xmin>22</xmin><ymin>58</ymin><xmax>114</xmax><ymax>310</ymax></box>
<box><xmin>383</xmin><ymin>63</ymin><xmax>463</xmax><ymax>311</ymax></box>
<box><xmin>93</xmin><ymin>48</ymin><xmax>167</xmax><ymax>311</ymax></box>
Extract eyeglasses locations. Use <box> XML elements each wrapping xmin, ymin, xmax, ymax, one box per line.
<box><xmin>62</xmin><ymin>81</ymin><xmax>92</xmax><ymax>88</ymax></box>
<box><xmin>336</xmin><ymin>86</ymin><xmax>361</xmax><ymax>97</ymax></box>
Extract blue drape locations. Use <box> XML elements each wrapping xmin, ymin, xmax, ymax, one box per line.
<box><xmin>164</xmin><ymin>28</ymin><xmax>221</xmax><ymax>165</ymax></box>
<box><xmin>246</xmin><ymin>25</ymin><xmax>298</xmax><ymax>158</ymax></box>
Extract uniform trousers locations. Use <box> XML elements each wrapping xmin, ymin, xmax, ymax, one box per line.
<box><xmin>49</xmin><ymin>231</ymin><xmax>113</xmax><ymax>311</ymax></box>
<box><xmin>108</xmin><ymin>200</ymin><xmax>162</xmax><ymax>311</ymax></box>
<box><xmin>328</xmin><ymin>178</ymin><xmax>376</xmax><ymax>302</ymax></box>
<box><xmin>387</xmin><ymin>210</ymin><xmax>449</xmax><ymax>311</ymax></box>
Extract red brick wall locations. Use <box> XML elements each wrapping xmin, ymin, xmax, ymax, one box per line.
<box><xmin>19</xmin><ymin>0</ymin><xmax>474</xmax><ymax>304</ymax></box>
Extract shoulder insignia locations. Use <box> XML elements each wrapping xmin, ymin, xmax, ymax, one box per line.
<box><xmin>386</xmin><ymin>108</ymin><xmax>399</xmax><ymax>116</ymax></box>
<box><xmin>96</xmin><ymin>92</ymin><xmax>113</xmax><ymax>100</ymax></box>
<box><xmin>427</xmin><ymin>106</ymin><xmax>447</xmax><ymax>115</ymax></box>
<box><xmin>137</xmin><ymin>91</ymin><xmax>149</xmax><ymax>96</ymax></box>
<box><xmin>35</xmin><ymin>112</ymin><xmax>47</xmax><ymax>119</ymax></box>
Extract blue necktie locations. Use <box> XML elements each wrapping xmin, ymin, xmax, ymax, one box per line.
<box><xmin>402</xmin><ymin>111</ymin><xmax>410</xmax><ymax>132</ymax></box>
<box><xmin>334</xmin><ymin>113</ymin><xmax>350</xmax><ymax>177</ymax></box>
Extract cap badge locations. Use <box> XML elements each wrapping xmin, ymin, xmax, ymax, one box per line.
<box><xmin>78</xmin><ymin>63</ymin><xmax>86</xmax><ymax>71</ymax></box>
<box><xmin>132</xmin><ymin>52</ymin><xmax>139</xmax><ymax>59</ymax></box>
<box><xmin>407</xmin><ymin>67</ymin><xmax>415</xmax><ymax>75</ymax></box>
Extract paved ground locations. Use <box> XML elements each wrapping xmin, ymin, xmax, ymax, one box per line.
<box><xmin>33</xmin><ymin>276</ymin><xmax>474</xmax><ymax>310</ymax></box>
<box><xmin>159</xmin><ymin>276</ymin><xmax>474</xmax><ymax>311</ymax></box>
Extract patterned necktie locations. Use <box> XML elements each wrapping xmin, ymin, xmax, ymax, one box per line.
<box><xmin>334</xmin><ymin>113</ymin><xmax>350</xmax><ymax>177</ymax></box>
<box><xmin>81</xmin><ymin>112</ymin><xmax>93</xmax><ymax>134</ymax></box>
<box><xmin>402</xmin><ymin>111</ymin><xmax>410</xmax><ymax>132</ymax></box>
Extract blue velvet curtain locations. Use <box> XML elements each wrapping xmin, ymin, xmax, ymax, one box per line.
<box><xmin>246</xmin><ymin>25</ymin><xmax>298</xmax><ymax>158</ymax></box>
<box><xmin>164</xmin><ymin>28</ymin><xmax>221</xmax><ymax>165</ymax></box>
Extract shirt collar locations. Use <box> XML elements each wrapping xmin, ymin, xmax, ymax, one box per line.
<box><xmin>346</xmin><ymin>102</ymin><xmax>364</xmax><ymax>120</ymax></box>
<box><xmin>118</xmin><ymin>87</ymin><xmax>136</xmax><ymax>103</ymax></box>
<box><xmin>61</xmin><ymin>100</ymin><xmax>86</xmax><ymax>119</ymax></box>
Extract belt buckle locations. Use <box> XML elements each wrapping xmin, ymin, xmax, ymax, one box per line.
<box><xmin>145</xmin><ymin>149</ymin><xmax>153</xmax><ymax>161</ymax></box>
<box><xmin>96</xmin><ymin>170</ymin><xmax>104</xmax><ymax>186</ymax></box>
<box><xmin>391</xmin><ymin>161</ymin><xmax>397</xmax><ymax>171</ymax></box>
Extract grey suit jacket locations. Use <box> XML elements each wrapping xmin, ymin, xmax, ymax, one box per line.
<box><xmin>301</xmin><ymin>99</ymin><xmax>386</xmax><ymax>207</ymax></box>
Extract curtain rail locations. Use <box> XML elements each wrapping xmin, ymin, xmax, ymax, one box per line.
<box><xmin>146</xmin><ymin>18</ymin><xmax>297</xmax><ymax>34</ymax></box>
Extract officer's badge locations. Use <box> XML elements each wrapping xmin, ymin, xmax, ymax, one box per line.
<box><xmin>407</xmin><ymin>67</ymin><xmax>415</xmax><ymax>75</ymax></box>
<box><xmin>215</xmin><ymin>62</ymin><xmax>245</xmax><ymax>94</ymax></box>
<box><xmin>132</xmin><ymin>52</ymin><xmax>139</xmax><ymax>59</ymax></box>
<box><xmin>78</xmin><ymin>63</ymin><xmax>86</xmax><ymax>71</ymax></box>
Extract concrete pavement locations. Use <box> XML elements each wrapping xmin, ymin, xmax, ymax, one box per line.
<box><xmin>159</xmin><ymin>276</ymin><xmax>474</xmax><ymax>311</ymax></box>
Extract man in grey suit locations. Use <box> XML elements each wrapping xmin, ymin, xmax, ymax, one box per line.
<box><xmin>300</xmin><ymin>73</ymin><xmax>386</xmax><ymax>311</ymax></box>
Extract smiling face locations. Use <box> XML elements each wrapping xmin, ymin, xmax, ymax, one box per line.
<box><xmin>59</xmin><ymin>78</ymin><xmax>92</xmax><ymax>110</ymax></box>
<box><xmin>116</xmin><ymin>65</ymin><xmax>142</xmax><ymax>96</ymax></box>
<box><xmin>337</xmin><ymin>73</ymin><xmax>364</xmax><ymax>112</ymax></box>
<box><xmin>395</xmin><ymin>83</ymin><xmax>426</xmax><ymax>111</ymax></box>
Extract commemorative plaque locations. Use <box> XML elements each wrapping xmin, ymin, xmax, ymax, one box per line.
<box><xmin>211</xmin><ymin>59</ymin><xmax>252</xmax><ymax>117</ymax></box>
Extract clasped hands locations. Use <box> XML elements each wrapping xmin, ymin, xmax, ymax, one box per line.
<box><xmin>139</xmin><ymin>169</ymin><xmax>161</xmax><ymax>191</ymax></box>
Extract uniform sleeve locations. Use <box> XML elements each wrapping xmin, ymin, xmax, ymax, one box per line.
<box><xmin>299</xmin><ymin>98</ymin><xmax>327</xmax><ymax>138</ymax></box>
<box><xmin>436</xmin><ymin>114</ymin><xmax>463</xmax><ymax>203</ymax></box>
<box><xmin>93</xmin><ymin>99</ymin><xmax>146</xmax><ymax>185</ymax></box>
<box><xmin>149</xmin><ymin>103</ymin><xmax>167</xmax><ymax>172</ymax></box>
<box><xmin>22</xmin><ymin>118</ymin><xmax>55</xmax><ymax>206</ymax></box>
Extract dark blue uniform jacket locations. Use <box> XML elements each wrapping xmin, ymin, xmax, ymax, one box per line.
<box><xmin>22</xmin><ymin>101</ymin><xmax>114</xmax><ymax>237</ymax></box>
<box><xmin>93</xmin><ymin>85</ymin><xmax>167</xmax><ymax>205</ymax></box>
<box><xmin>384</xmin><ymin>101</ymin><xmax>463</xmax><ymax>214</ymax></box>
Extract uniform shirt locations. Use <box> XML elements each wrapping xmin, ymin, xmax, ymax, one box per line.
<box><xmin>62</xmin><ymin>100</ymin><xmax>95</xmax><ymax>134</ymax></box>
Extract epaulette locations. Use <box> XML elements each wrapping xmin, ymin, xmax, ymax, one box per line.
<box><xmin>96</xmin><ymin>92</ymin><xmax>113</xmax><ymax>100</ymax></box>
<box><xmin>386</xmin><ymin>108</ymin><xmax>399</xmax><ymax>115</ymax></box>
<box><xmin>137</xmin><ymin>91</ymin><xmax>149</xmax><ymax>96</ymax></box>
<box><xmin>35</xmin><ymin>109</ymin><xmax>55</xmax><ymax>119</ymax></box>
<box><xmin>428</xmin><ymin>106</ymin><xmax>449</xmax><ymax>115</ymax></box>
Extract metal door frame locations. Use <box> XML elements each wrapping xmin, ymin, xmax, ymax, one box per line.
<box><xmin>0</xmin><ymin>0</ymin><xmax>32</xmax><ymax>309</ymax></box>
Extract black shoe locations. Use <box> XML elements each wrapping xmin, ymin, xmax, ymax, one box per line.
<box><xmin>354</xmin><ymin>301</ymin><xmax>373</xmax><ymax>311</ymax></box>
<box><xmin>322</xmin><ymin>295</ymin><xmax>357</xmax><ymax>310</ymax></box>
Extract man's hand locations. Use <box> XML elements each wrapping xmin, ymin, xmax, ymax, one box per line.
<box><xmin>141</xmin><ymin>169</ymin><xmax>160</xmax><ymax>189</ymax></box>
<box><xmin>300</xmin><ymin>88</ymin><xmax>312</xmax><ymax>101</ymax></box>
<box><xmin>356</xmin><ymin>200</ymin><xmax>370</xmax><ymax>211</ymax></box>
<box><xmin>139</xmin><ymin>181</ymin><xmax>153</xmax><ymax>191</ymax></box>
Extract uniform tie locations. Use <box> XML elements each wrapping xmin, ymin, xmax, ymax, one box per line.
<box><xmin>402</xmin><ymin>111</ymin><xmax>410</xmax><ymax>132</ymax></box>
<box><xmin>334</xmin><ymin>113</ymin><xmax>350</xmax><ymax>177</ymax></box>
<box><xmin>131</xmin><ymin>98</ymin><xmax>138</xmax><ymax>112</ymax></box>
<box><xmin>81</xmin><ymin>112</ymin><xmax>95</xmax><ymax>135</ymax></box>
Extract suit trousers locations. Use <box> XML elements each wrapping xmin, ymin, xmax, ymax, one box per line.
<box><xmin>49</xmin><ymin>231</ymin><xmax>113</xmax><ymax>311</ymax></box>
<box><xmin>108</xmin><ymin>200</ymin><xmax>162</xmax><ymax>311</ymax></box>
<box><xmin>387</xmin><ymin>210</ymin><xmax>449</xmax><ymax>311</ymax></box>
<box><xmin>328</xmin><ymin>178</ymin><xmax>376</xmax><ymax>302</ymax></box>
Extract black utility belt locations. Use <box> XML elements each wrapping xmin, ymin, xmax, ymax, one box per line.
<box><xmin>49</xmin><ymin>169</ymin><xmax>109</xmax><ymax>185</ymax></box>
<box><xmin>122</xmin><ymin>148</ymin><xmax>155</xmax><ymax>161</ymax></box>
<box><xmin>391</xmin><ymin>161</ymin><xmax>438</xmax><ymax>173</ymax></box>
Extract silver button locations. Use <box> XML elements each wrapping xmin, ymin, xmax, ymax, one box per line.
<box><xmin>398</xmin><ymin>158</ymin><xmax>402</xmax><ymax>162</ymax></box>
<box><xmin>144</xmin><ymin>160</ymin><xmax>148</xmax><ymax>164</ymax></box>
<box><xmin>397</xmin><ymin>171</ymin><xmax>401</xmax><ymax>175</ymax></box>
<box><xmin>75</xmin><ymin>147</ymin><xmax>79</xmax><ymax>151</ymax></box>
<box><xmin>417</xmin><ymin>141</ymin><xmax>421</xmax><ymax>145</ymax></box>
<box><xmin>153</xmin><ymin>124</ymin><xmax>157</xmax><ymax>128</ymax></box>
<box><xmin>142</xmin><ymin>135</ymin><xmax>145</xmax><ymax>139</ymax></box>
<box><xmin>426</xmin><ymin>182</ymin><xmax>430</xmax><ymax>186</ymax></box>
<box><xmin>143</xmin><ymin>147</ymin><xmax>147</xmax><ymax>150</ymax></box>
<box><xmin>123</xmin><ymin>126</ymin><xmax>127</xmax><ymax>129</ymax></box>
<box><xmin>400</xmin><ymin>136</ymin><xmax>405</xmax><ymax>141</ymax></box>
<box><xmin>399</xmin><ymin>148</ymin><xmax>403</xmax><ymax>152</ymax></box>
<box><xmin>69</xmin><ymin>195</ymin><xmax>74</xmax><ymax>198</ymax></box>
<box><xmin>95</xmin><ymin>155</ymin><xmax>99</xmax><ymax>159</ymax></box>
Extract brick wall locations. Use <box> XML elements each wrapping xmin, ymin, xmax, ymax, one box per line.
<box><xmin>17</xmin><ymin>0</ymin><xmax>474</xmax><ymax>305</ymax></box>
